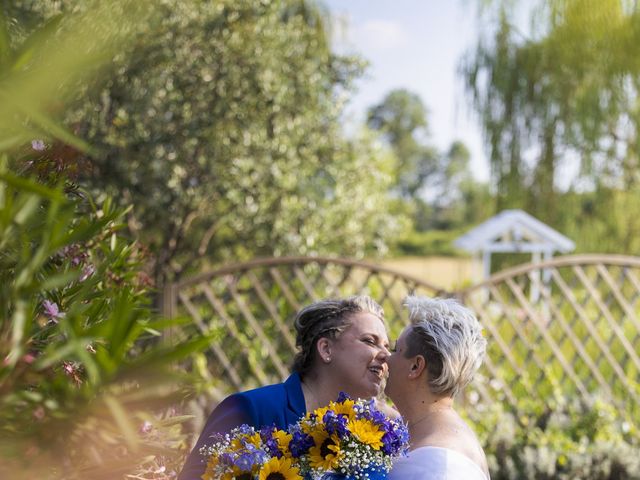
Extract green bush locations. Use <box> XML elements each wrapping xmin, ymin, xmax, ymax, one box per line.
<box><xmin>0</xmin><ymin>159</ymin><xmax>209</xmax><ymax>478</ymax></box>
<box><xmin>472</xmin><ymin>398</ymin><xmax>640</xmax><ymax>479</ymax></box>
<box><xmin>391</xmin><ymin>228</ymin><xmax>467</xmax><ymax>257</ymax></box>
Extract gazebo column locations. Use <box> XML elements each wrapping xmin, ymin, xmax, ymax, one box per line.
<box><xmin>530</xmin><ymin>251</ymin><xmax>541</xmax><ymax>303</ymax></box>
<box><xmin>483</xmin><ymin>250</ymin><xmax>491</xmax><ymax>280</ymax></box>
<box><xmin>543</xmin><ymin>250</ymin><xmax>553</xmax><ymax>283</ymax></box>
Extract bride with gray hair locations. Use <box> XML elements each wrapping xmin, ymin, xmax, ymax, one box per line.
<box><xmin>386</xmin><ymin>296</ymin><xmax>490</xmax><ymax>480</ymax></box>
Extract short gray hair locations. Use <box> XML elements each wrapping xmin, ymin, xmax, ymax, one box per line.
<box><xmin>403</xmin><ymin>296</ymin><xmax>486</xmax><ymax>397</ymax></box>
<box><xmin>292</xmin><ymin>295</ymin><xmax>385</xmax><ymax>377</ymax></box>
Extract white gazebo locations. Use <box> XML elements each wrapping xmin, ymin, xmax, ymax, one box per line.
<box><xmin>454</xmin><ymin>209</ymin><xmax>575</xmax><ymax>281</ymax></box>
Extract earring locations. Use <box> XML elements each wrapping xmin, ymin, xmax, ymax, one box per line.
<box><xmin>324</xmin><ymin>356</ymin><xmax>331</xmax><ymax>363</ymax></box>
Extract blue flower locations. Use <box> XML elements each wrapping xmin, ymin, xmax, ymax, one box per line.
<box><xmin>380</xmin><ymin>422</ymin><xmax>410</xmax><ymax>456</ymax></box>
<box><xmin>336</xmin><ymin>391</ymin><xmax>351</xmax><ymax>403</ymax></box>
<box><xmin>323</xmin><ymin>410</ymin><xmax>349</xmax><ymax>439</ymax></box>
<box><xmin>289</xmin><ymin>430</ymin><xmax>314</xmax><ymax>458</ymax></box>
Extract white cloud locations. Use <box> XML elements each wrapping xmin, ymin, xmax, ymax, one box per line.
<box><xmin>353</xmin><ymin>19</ymin><xmax>409</xmax><ymax>51</ymax></box>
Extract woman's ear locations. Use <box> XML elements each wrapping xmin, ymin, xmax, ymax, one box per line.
<box><xmin>409</xmin><ymin>355</ymin><xmax>426</xmax><ymax>378</ymax></box>
<box><xmin>316</xmin><ymin>337</ymin><xmax>333</xmax><ymax>364</ymax></box>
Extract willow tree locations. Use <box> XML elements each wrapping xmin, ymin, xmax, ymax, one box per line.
<box><xmin>464</xmin><ymin>0</ymin><xmax>640</xmax><ymax>237</ymax></box>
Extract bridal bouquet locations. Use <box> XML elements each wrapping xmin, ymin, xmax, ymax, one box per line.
<box><xmin>288</xmin><ymin>392</ymin><xmax>409</xmax><ymax>480</ymax></box>
<box><xmin>200</xmin><ymin>424</ymin><xmax>303</xmax><ymax>480</ymax></box>
<box><xmin>200</xmin><ymin>393</ymin><xmax>408</xmax><ymax>480</ymax></box>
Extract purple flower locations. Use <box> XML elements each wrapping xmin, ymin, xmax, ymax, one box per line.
<box><xmin>31</xmin><ymin>139</ymin><xmax>46</xmax><ymax>151</ymax></box>
<box><xmin>79</xmin><ymin>264</ymin><xmax>95</xmax><ymax>282</ymax></box>
<box><xmin>323</xmin><ymin>410</ymin><xmax>349</xmax><ymax>439</ymax></box>
<box><xmin>289</xmin><ymin>429</ymin><xmax>314</xmax><ymax>458</ymax></box>
<box><xmin>336</xmin><ymin>391</ymin><xmax>351</xmax><ymax>403</ymax></box>
<box><xmin>236</xmin><ymin>424</ymin><xmax>254</xmax><ymax>435</ymax></box>
<box><xmin>260</xmin><ymin>426</ymin><xmax>282</xmax><ymax>458</ymax></box>
<box><xmin>233</xmin><ymin>448</ymin><xmax>266</xmax><ymax>471</ymax></box>
<box><xmin>42</xmin><ymin>300</ymin><xmax>65</xmax><ymax>323</ymax></box>
<box><xmin>380</xmin><ymin>421</ymin><xmax>410</xmax><ymax>456</ymax></box>
<box><xmin>219</xmin><ymin>452</ymin><xmax>234</xmax><ymax>466</ymax></box>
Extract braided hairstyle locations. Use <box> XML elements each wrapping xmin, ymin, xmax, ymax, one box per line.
<box><xmin>291</xmin><ymin>295</ymin><xmax>385</xmax><ymax>378</ymax></box>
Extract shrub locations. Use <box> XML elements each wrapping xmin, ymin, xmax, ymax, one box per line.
<box><xmin>0</xmin><ymin>158</ymin><xmax>209</xmax><ymax>478</ymax></box>
<box><xmin>471</xmin><ymin>397</ymin><xmax>640</xmax><ymax>479</ymax></box>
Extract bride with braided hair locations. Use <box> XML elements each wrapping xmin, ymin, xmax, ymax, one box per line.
<box><xmin>179</xmin><ymin>295</ymin><xmax>395</xmax><ymax>480</ymax></box>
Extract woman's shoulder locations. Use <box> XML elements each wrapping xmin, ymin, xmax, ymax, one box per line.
<box><xmin>391</xmin><ymin>446</ymin><xmax>489</xmax><ymax>480</ymax></box>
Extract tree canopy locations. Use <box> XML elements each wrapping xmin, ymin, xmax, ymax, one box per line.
<box><xmin>11</xmin><ymin>0</ymin><xmax>401</xmax><ymax>284</ymax></box>
<box><xmin>464</xmin><ymin>0</ymin><xmax>640</xmax><ymax>252</ymax></box>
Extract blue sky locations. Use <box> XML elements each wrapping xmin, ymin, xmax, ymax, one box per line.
<box><xmin>322</xmin><ymin>1</ymin><xmax>489</xmax><ymax>181</ymax></box>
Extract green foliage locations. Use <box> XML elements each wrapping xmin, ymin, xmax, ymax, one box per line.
<box><xmin>367</xmin><ymin>89</ymin><xmax>439</xmax><ymax>198</ymax></box>
<box><xmin>391</xmin><ymin>228</ymin><xmax>467</xmax><ymax>257</ymax></box>
<box><xmin>464</xmin><ymin>0</ymin><xmax>640</xmax><ymax>233</ymax></box>
<box><xmin>0</xmin><ymin>3</ymin><xmax>215</xmax><ymax>477</ymax></box>
<box><xmin>0</xmin><ymin>0</ymin><xmax>151</xmax><ymax>153</ymax></box>
<box><xmin>367</xmin><ymin>88</ymin><xmax>492</xmax><ymax>234</ymax></box>
<box><xmin>473</xmin><ymin>398</ymin><xmax>640</xmax><ymax>479</ymax></box>
<box><xmin>8</xmin><ymin>0</ymin><xmax>401</xmax><ymax>285</ymax></box>
<box><xmin>0</xmin><ymin>162</ymin><xmax>209</xmax><ymax>478</ymax></box>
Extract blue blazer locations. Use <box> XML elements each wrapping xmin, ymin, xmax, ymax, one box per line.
<box><xmin>178</xmin><ymin>373</ymin><xmax>306</xmax><ymax>480</ymax></box>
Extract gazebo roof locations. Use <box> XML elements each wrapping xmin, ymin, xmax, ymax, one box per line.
<box><xmin>454</xmin><ymin>209</ymin><xmax>575</xmax><ymax>254</ymax></box>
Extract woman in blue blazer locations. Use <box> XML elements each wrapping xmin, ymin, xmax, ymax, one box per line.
<box><xmin>178</xmin><ymin>295</ymin><xmax>392</xmax><ymax>480</ymax></box>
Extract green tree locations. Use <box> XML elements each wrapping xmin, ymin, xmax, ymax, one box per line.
<box><xmin>367</xmin><ymin>89</ymin><xmax>440</xmax><ymax>200</ymax></box>
<box><xmin>14</xmin><ymin>0</ymin><xmax>399</xmax><ymax>286</ymax></box>
<box><xmin>367</xmin><ymin>89</ymin><xmax>490</xmax><ymax>233</ymax></box>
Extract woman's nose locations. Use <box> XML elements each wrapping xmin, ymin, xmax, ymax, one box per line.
<box><xmin>378</xmin><ymin>344</ymin><xmax>391</xmax><ymax>359</ymax></box>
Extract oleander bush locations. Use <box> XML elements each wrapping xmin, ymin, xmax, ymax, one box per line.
<box><xmin>0</xmin><ymin>157</ymin><xmax>215</xmax><ymax>478</ymax></box>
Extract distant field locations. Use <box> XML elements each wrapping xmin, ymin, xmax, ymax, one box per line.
<box><xmin>378</xmin><ymin>256</ymin><xmax>476</xmax><ymax>291</ymax></box>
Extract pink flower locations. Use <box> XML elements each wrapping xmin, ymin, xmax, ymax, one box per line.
<box><xmin>31</xmin><ymin>139</ymin><xmax>46</xmax><ymax>151</ymax></box>
<box><xmin>33</xmin><ymin>406</ymin><xmax>46</xmax><ymax>421</ymax></box>
<box><xmin>140</xmin><ymin>421</ymin><xmax>153</xmax><ymax>434</ymax></box>
<box><xmin>79</xmin><ymin>264</ymin><xmax>95</xmax><ymax>282</ymax></box>
<box><xmin>42</xmin><ymin>300</ymin><xmax>65</xmax><ymax>323</ymax></box>
<box><xmin>62</xmin><ymin>361</ymin><xmax>83</xmax><ymax>386</ymax></box>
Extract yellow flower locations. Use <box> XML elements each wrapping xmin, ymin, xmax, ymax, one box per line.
<box><xmin>349</xmin><ymin>418</ymin><xmax>384</xmax><ymax>450</ymax></box>
<box><xmin>328</xmin><ymin>399</ymin><xmax>356</xmax><ymax>420</ymax></box>
<box><xmin>231</xmin><ymin>432</ymin><xmax>261</xmax><ymax>450</ymax></box>
<box><xmin>258</xmin><ymin>456</ymin><xmax>303</xmax><ymax>480</ymax></box>
<box><xmin>313</xmin><ymin>405</ymin><xmax>331</xmax><ymax>421</ymax></box>
<box><xmin>273</xmin><ymin>429</ymin><xmax>293</xmax><ymax>457</ymax></box>
<box><xmin>309</xmin><ymin>430</ymin><xmax>342</xmax><ymax>471</ymax></box>
<box><xmin>201</xmin><ymin>455</ymin><xmax>217</xmax><ymax>480</ymax></box>
<box><xmin>220</xmin><ymin>466</ymin><xmax>252</xmax><ymax>480</ymax></box>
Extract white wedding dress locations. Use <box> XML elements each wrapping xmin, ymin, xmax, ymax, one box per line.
<box><xmin>389</xmin><ymin>446</ymin><xmax>489</xmax><ymax>480</ymax></box>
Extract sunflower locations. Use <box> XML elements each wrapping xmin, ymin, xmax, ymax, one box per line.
<box><xmin>273</xmin><ymin>429</ymin><xmax>293</xmax><ymax>457</ymax></box>
<box><xmin>308</xmin><ymin>430</ymin><xmax>342</xmax><ymax>471</ymax></box>
<box><xmin>328</xmin><ymin>399</ymin><xmax>356</xmax><ymax>420</ymax></box>
<box><xmin>220</xmin><ymin>466</ymin><xmax>253</xmax><ymax>480</ymax></box>
<box><xmin>201</xmin><ymin>455</ymin><xmax>219</xmax><ymax>480</ymax></box>
<box><xmin>231</xmin><ymin>432</ymin><xmax>261</xmax><ymax>450</ymax></box>
<box><xmin>348</xmin><ymin>418</ymin><xmax>384</xmax><ymax>450</ymax></box>
<box><xmin>258</xmin><ymin>456</ymin><xmax>303</xmax><ymax>480</ymax></box>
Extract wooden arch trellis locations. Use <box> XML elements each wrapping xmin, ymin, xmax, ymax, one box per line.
<box><xmin>163</xmin><ymin>254</ymin><xmax>640</xmax><ymax>421</ymax></box>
